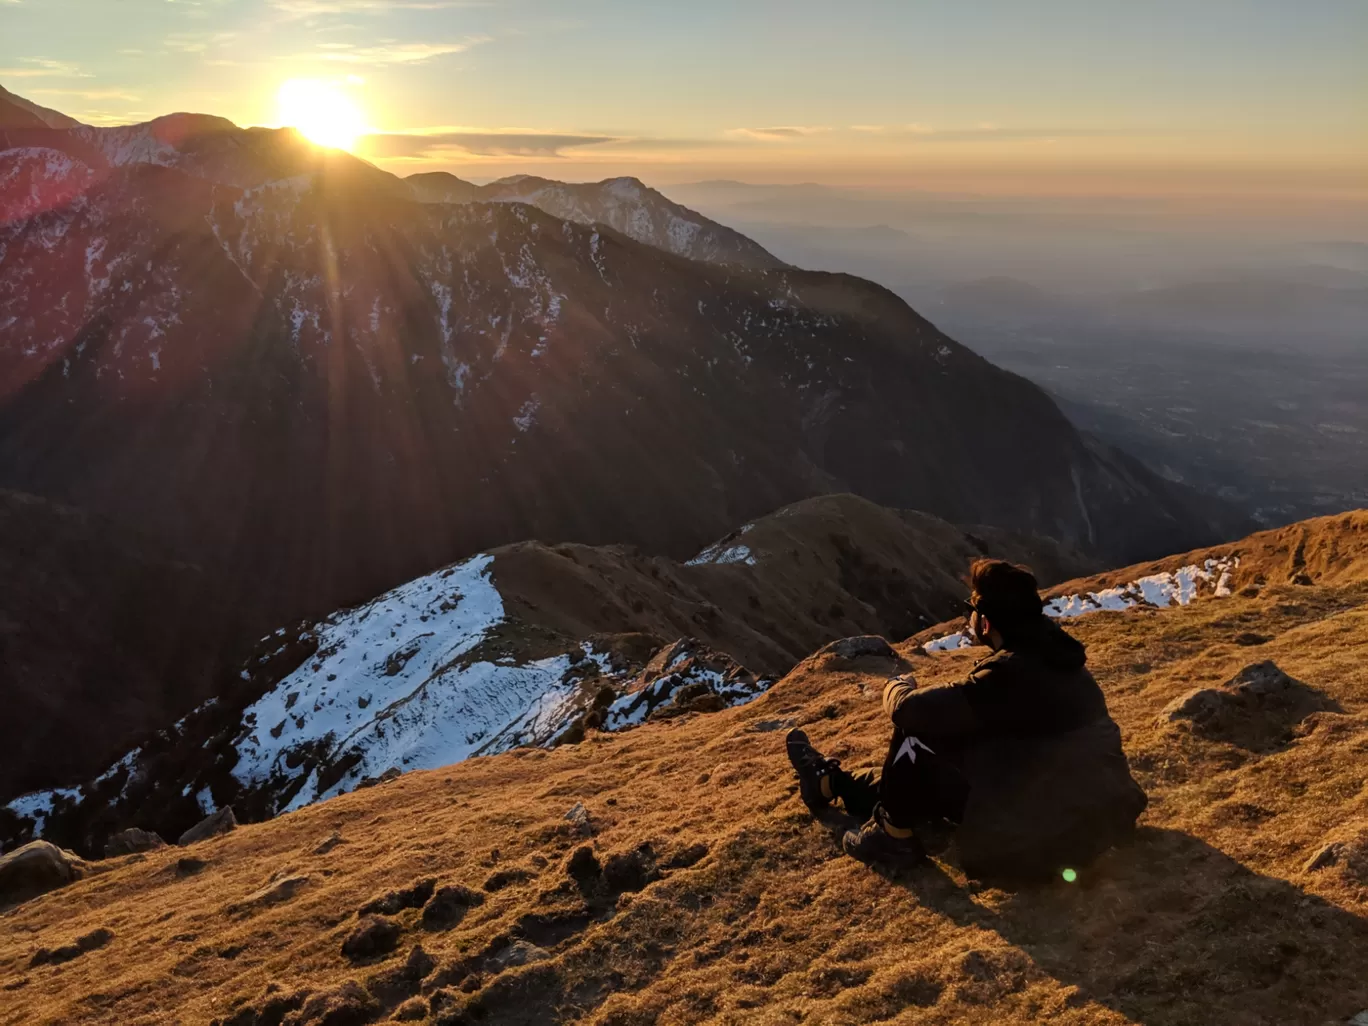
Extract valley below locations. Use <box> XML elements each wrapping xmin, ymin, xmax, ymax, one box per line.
<box><xmin>944</xmin><ymin>323</ymin><xmax>1368</xmax><ymax>527</ymax></box>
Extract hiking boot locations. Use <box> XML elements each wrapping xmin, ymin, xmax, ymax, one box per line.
<box><xmin>786</xmin><ymin>728</ymin><xmax>839</xmax><ymax>812</ymax></box>
<box><xmin>842</xmin><ymin>807</ymin><xmax>925</xmax><ymax>864</ymax></box>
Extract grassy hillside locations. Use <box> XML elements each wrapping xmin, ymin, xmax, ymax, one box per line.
<box><xmin>1</xmin><ymin>512</ymin><xmax>1366</xmax><ymax>1025</ymax></box>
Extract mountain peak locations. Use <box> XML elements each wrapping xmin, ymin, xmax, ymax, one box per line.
<box><xmin>0</xmin><ymin>84</ymin><xmax>82</xmax><ymax>130</ymax></box>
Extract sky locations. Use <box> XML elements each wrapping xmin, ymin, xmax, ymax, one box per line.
<box><xmin>2</xmin><ymin>0</ymin><xmax>1365</xmax><ymax>196</ymax></box>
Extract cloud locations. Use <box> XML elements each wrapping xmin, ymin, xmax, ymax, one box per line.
<box><xmin>846</xmin><ymin>123</ymin><xmax>1108</xmax><ymax>141</ymax></box>
<box><xmin>363</xmin><ymin>130</ymin><xmax>618</xmax><ymax>158</ymax></box>
<box><xmin>28</xmin><ymin>88</ymin><xmax>141</xmax><ymax>102</ymax></box>
<box><xmin>726</xmin><ymin>126</ymin><xmax>829</xmax><ymax>141</ymax></box>
<box><xmin>0</xmin><ymin>58</ymin><xmax>90</xmax><ymax>79</ymax></box>
<box><xmin>161</xmin><ymin>32</ymin><xmax>237</xmax><ymax>55</ymax></box>
<box><xmin>273</xmin><ymin>0</ymin><xmax>486</xmax><ymax>13</ymax></box>
<box><xmin>293</xmin><ymin>36</ymin><xmax>489</xmax><ymax>65</ymax></box>
<box><xmin>850</xmin><ymin>123</ymin><xmax>933</xmax><ymax>135</ymax></box>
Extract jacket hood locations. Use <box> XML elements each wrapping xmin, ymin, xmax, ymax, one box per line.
<box><xmin>1010</xmin><ymin>616</ymin><xmax>1087</xmax><ymax>670</ymax></box>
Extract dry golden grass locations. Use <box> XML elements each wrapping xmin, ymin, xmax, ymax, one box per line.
<box><xmin>2</xmin><ymin>512</ymin><xmax>1367</xmax><ymax>1025</ymax></box>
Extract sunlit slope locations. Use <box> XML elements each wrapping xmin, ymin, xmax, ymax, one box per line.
<box><xmin>1</xmin><ymin>512</ymin><xmax>1366</xmax><ymax>1025</ymax></box>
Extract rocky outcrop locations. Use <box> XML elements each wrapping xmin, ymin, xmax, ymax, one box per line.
<box><xmin>590</xmin><ymin>639</ymin><xmax>771</xmax><ymax>732</ymax></box>
<box><xmin>1161</xmin><ymin>661</ymin><xmax>1340</xmax><ymax>752</ymax></box>
<box><xmin>0</xmin><ymin>840</ymin><xmax>87</xmax><ymax>907</ymax></box>
<box><xmin>178</xmin><ymin>807</ymin><xmax>237</xmax><ymax>846</ymax></box>
<box><xmin>103</xmin><ymin>828</ymin><xmax>165</xmax><ymax>858</ymax></box>
<box><xmin>811</xmin><ymin>634</ymin><xmax>910</xmax><ymax>672</ymax></box>
<box><xmin>1303</xmin><ymin>828</ymin><xmax>1368</xmax><ymax>885</ymax></box>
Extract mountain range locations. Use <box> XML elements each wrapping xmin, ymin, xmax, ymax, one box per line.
<box><xmin>1</xmin><ymin>89</ymin><xmax>1366</xmax><ymax>1026</ymax></box>
<box><xmin>0</xmin><ymin>92</ymin><xmax>1253</xmax><ymax>800</ymax></box>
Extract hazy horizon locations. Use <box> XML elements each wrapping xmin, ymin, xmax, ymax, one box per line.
<box><xmin>3</xmin><ymin>0</ymin><xmax>1365</xmax><ymax>212</ymax></box>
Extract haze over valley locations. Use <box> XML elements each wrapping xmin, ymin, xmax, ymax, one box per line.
<box><xmin>662</xmin><ymin>179</ymin><xmax>1368</xmax><ymax>525</ymax></box>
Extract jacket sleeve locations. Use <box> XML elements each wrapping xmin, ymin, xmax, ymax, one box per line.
<box><xmin>882</xmin><ymin>676</ymin><xmax>984</xmax><ymax>738</ymax></box>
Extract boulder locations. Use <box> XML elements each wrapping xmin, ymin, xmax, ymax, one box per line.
<box><xmin>311</xmin><ymin>831</ymin><xmax>344</xmax><ymax>856</ymax></box>
<box><xmin>104</xmin><ymin>828</ymin><xmax>166</xmax><ymax>858</ymax></box>
<box><xmin>814</xmin><ymin>635</ymin><xmax>911</xmax><ymax>673</ymax></box>
<box><xmin>1303</xmin><ymin>829</ymin><xmax>1368</xmax><ymax>885</ymax></box>
<box><xmin>564</xmin><ymin>802</ymin><xmax>592</xmax><ymax>836</ymax></box>
<box><xmin>489</xmin><ymin>940</ymin><xmax>550</xmax><ymax>970</ymax></box>
<box><xmin>178</xmin><ymin>806</ymin><xmax>237</xmax><ymax>846</ymax></box>
<box><xmin>228</xmin><ymin>874</ymin><xmax>310</xmax><ymax>913</ymax></box>
<box><xmin>1160</xmin><ymin>661</ymin><xmax>1340</xmax><ymax>752</ymax></box>
<box><xmin>0</xmin><ymin>841</ymin><xmax>88</xmax><ymax>907</ymax></box>
<box><xmin>818</xmin><ymin>635</ymin><xmax>896</xmax><ymax>661</ymax></box>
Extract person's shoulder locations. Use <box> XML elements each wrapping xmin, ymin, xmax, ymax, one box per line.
<box><xmin>966</xmin><ymin>647</ymin><xmax>1019</xmax><ymax>682</ymax></box>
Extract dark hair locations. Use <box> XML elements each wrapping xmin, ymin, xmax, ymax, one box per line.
<box><xmin>968</xmin><ymin>559</ymin><xmax>1043</xmax><ymax>636</ymax></box>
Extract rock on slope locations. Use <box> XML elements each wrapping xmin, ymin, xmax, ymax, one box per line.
<box><xmin>0</xmin><ymin>511</ymin><xmax>1365</xmax><ymax>1025</ymax></box>
<box><xmin>0</xmin><ymin>95</ymin><xmax>1248</xmax><ymax>646</ymax></box>
<box><xmin>0</xmin><ymin>493</ymin><xmax>1090</xmax><ymax>853</ymax></box>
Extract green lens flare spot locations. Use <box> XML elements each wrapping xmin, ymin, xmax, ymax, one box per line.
<box><xmin>1061</xmin><ymin>868</ymin><xmax>1078</xmax><ymax>883</ymax></box>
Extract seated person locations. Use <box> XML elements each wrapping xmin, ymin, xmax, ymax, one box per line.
<box><xmin>787</xmin><ymin>558</ymin><xmax>1147</xmax><ymax>880</ymax></box>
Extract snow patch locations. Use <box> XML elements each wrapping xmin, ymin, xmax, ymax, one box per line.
<box><xmin>923</xmin><ymin>556</ymin><xmax>1241</xmax><ymax>653</ymax></box>
<box><xmin>513</xmin><ymin>396</ymin><xmax>541</xmax><ymax>433</ymax></box>
<box><xmin>686</xmin><ymin>542</ymin><xmax>757</xmax><ymax>567</ymax></box>
<box><xmin>1045</xmin><ymin>556</ymin><xmax>1240</xmax><ymax>619</ymax></box>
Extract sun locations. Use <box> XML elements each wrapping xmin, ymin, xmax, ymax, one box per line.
<box><xmin>277</xmin><ymin>79</ymin><xmax>366</xmax><ymax>152</ymax></box>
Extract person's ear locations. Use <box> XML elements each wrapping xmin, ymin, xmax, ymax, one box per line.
<box><xmin>978</xmin><ymin>614</ymin><xmax>992</xmax><ymax>641</ymax></box>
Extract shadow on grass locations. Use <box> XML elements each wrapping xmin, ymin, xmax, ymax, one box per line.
<box><xmin>866</xmin><ymin>825</ymin><xmax>1368</xmax><ymax>1025</ymax></box>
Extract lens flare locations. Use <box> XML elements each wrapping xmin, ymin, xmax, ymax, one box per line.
<box><xmin>1061</xmin><ymin>867</ymin><xmax>1078</xmax><ymax>883</ymax></box>
<box><xmin>276</xmin><ymin>79</ymin><xmax>366</xmax><ymax>152</ymax></box>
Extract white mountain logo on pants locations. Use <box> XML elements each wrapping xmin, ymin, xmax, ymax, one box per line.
<box><xmin>895</xmin><ymin>736</ymin><xmax>936</xmax><ymax>765</ymax></box>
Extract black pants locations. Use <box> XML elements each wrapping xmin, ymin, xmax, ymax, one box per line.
<box><xmin>830</xmin><ymin>729</ymin><xmax>969</xmax><ymax>829</ymax></box>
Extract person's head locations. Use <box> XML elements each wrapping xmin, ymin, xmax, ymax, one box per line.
<box><xmin>967</xmin><ymin>558</ymin><xmax>1043</xmax><ymax>650</ymax></box>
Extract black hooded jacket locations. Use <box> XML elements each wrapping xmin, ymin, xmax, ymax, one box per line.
<box><xmin>883</xmin><ymin>618</ymin><xmax>1109</xmax><ymax>747</ymax></box>
<box><xmin>885</xmin><ymin>617</ymin><xmax>1148</xmax><ymax>879</ymax></box>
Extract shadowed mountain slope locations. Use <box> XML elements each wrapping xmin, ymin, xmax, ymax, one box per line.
<box><xmin>0</xmin><ymin>490</ymin><xmax>238</xmax><ymax>797</ymax></box>
<box><xmin>0</xmin><ymin>100</ymin><xmax>1249</xmax><ymax>657</ymax></box>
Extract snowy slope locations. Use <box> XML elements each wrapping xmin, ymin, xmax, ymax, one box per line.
<box><xmin>1</xmin><ymin>553</ymin><xmax>772</xmax><ymax>844</ymax></box>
